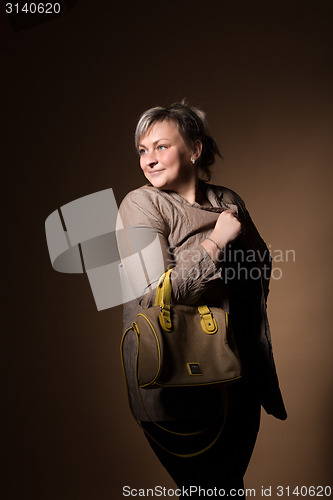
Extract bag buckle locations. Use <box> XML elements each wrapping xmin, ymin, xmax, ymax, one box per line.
<box><xmin>198</xmin><ymin>305</ymin><xmax>218</xmax><ymax>334</ymax></box>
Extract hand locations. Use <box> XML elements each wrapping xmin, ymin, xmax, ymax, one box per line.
<box><xmin>210</xmin><ymin>210</ymin><xmax>242</xmax><ymax>248</ymax></box>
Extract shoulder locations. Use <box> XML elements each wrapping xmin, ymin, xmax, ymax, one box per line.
<box><xmin>120</xmin><ymin>184</ymin><xmax>182</xmax><ymax>220</ymax></box>
<box><xmin>118</xmin><ymin>185</ymin><xmax>170</xmax><ymax>231</ymax></box>
<box><xmin>120</xmin><ymin>184</ymin><xmax>165</xmax><ymax>208</ymax></box>
<box><xmin>119</xmin><ymin>185</ymin><xmax>161</xmax><ymax>216</ymax></box>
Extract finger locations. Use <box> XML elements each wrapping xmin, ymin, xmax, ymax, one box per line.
<box><xmin>226</xmin><ymin>210</ymin><xmax>240</xmax><ymax>220</ymax></box>
<box><xmin>223</xmin><ymin>209</ymin><xmax>238</xmax><ymax>216</ymax></box>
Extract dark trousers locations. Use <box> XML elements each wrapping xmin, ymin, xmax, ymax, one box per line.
<box><xmin>141</xmin><ymin>380</ymin><xmax>261</xmax><ymax>499</ymax></box>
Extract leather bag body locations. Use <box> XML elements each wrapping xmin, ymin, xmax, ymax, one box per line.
<box><xmin>122</xmin><ymin>269</ymin><xmax>242</xmax><ymax>390</ymax></box>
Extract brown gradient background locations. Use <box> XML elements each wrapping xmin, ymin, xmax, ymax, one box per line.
<box><xmin>2</xmin><ymin>1</ymin><xmax>332</xmax><ymax>499</ymax></box>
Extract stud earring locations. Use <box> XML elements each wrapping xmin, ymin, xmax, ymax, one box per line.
<box><xmin>191</xmin><ymin>157</ymin><xmax>196</xmax><ymax>164</ymax></box>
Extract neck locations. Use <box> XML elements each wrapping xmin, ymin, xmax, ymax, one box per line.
<box><xmin>177</xmin><ymin>179</ymin><xmax>207</xmax><ymax>205</ymax></box>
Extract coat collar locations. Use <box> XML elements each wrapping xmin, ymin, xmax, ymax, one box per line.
<box><xmin>142</xmin><ymin>181</ymin><xmax>232</xmax><ymax>212</ymax></box>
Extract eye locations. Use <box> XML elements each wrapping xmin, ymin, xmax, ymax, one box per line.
<box><xmin>157</xmin><ymin>145</ymin><xmax>167</xmax><ymax>151</ymax></box>
<box><xmin>138</xmin><ymin>148</ymin><xmax>146</xmax><ymax>156</ymax></box>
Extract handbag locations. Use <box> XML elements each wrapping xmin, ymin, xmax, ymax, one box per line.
<box><xmin>122</xmin><ymin>268</ymin><xmax>242</xmax><ymax>388</ymax></box>
<box><xmin>120</xmin><ymin>268</ymin><xmax>242</xmax><ymax>457</ymax></box>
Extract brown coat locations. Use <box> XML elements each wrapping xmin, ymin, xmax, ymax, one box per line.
<box><xmin>116</xmin><ymin>181</ymin><xmax>287</xmax><ymax>422</ymax></box>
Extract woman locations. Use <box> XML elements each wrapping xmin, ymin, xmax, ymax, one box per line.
<box><xmin>116</xmin><ymin>101</ymin><xmax>286</xmax><ymax>498</ymax></box>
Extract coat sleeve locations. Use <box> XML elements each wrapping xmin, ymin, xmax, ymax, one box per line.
<box><xmin>116</xmin><ymin>189</ymin><xmax>222</xmax><ymax>308</ymax></box>
<box><xmin>225</xmin><ymin>188</ymin><xmax>272</xmax><ymax>302</ymax></box>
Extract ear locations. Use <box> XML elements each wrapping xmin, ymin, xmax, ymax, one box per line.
<box><xmin>192</xmin><ymin>140</ymin><xmax>203</xmax><ymax>161</ymax></box>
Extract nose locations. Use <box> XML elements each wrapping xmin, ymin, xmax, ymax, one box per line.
<box><xmin>145</xmin><ymin>151</ymin><xmax>158</xmax><ymax>168</ymax></box>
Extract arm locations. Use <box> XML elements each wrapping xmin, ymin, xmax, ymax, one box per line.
<box><xmin>116</xmin><ymin>189</ymin><xmax>229</xmax><ymax>307</ymax></box>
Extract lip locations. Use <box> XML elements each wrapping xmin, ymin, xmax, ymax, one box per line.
<box><xmin>150</xmin><ymin>170</ymin><xmax>164</xmax><ymax>175</ymax></box>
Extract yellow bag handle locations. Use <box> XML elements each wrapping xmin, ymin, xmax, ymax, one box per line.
<box><xmin>154</xmin><ymin>269</ymin><xmax>173</xmax><ymax>332</ymax></box>
<box><xmin>154</xmin><ymin>269</ymin><xmax>220</xmax><ymax>334</ymax></box>
<box><xmin>154</xmin><ymin>268</ymin><xmax>173</xmax><ymax>307</ymax></box>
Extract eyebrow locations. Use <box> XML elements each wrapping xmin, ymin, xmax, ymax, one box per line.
<box><xmin>138</xmin><ymin>138</ymin><xmax>171</xmax><ymax>149</ymax></box>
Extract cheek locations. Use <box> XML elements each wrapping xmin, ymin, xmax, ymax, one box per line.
<box><xmin>164</xmin><ymin>150</ymin><xmax>182</xmax><ymax>168</ymax></box>
<box><xmin>179</xmin><ymin>148</ymin><xmax>190</xmax><ymax>164</ymax></box>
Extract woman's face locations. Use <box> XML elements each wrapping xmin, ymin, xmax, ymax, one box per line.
<box><xmin>138</xmin><ymin>120</ymin><xmax>199</xmax><ymax>192</ymax></box>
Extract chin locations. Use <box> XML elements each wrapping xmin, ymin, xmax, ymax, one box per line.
<box><xmin>149</xmin><ymin>178</ymin><xmax>168</xmax><ymax>189</ymax></box>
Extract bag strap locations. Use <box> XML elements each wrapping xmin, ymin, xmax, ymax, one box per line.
<box><xmin>120</xmin><ymin>324</ymin><xmax>229</xmax><ymax>458</ymax></box>
<box><xmin>197</xmin><ymin>304</ymin><xmax>218</xmax><ymax>334</ymax></box>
